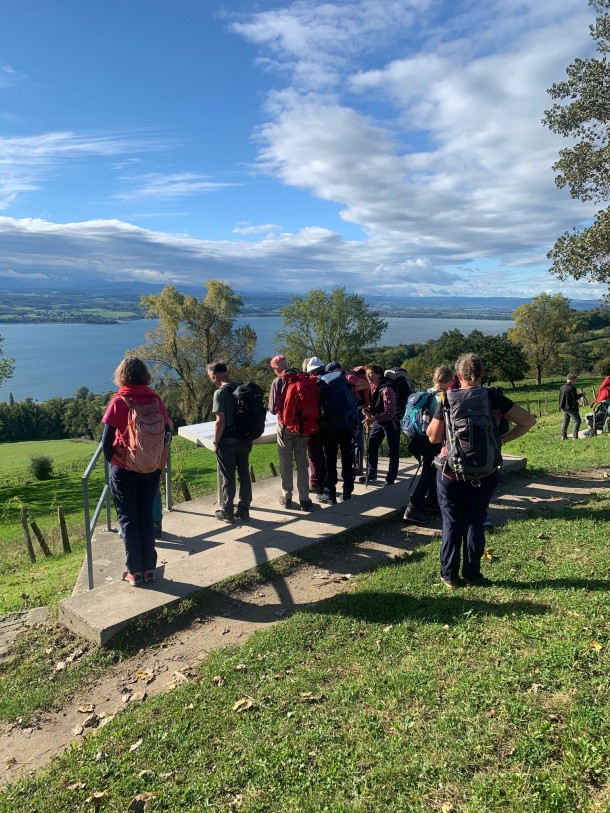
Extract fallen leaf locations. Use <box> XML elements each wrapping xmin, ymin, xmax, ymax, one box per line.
<box><xmin>4</xmin><ymin>757</ymin><xmax>17</xmax><ymax>766</ymax></box>
<box><xmin>78</xmin><ymin>703</ymin><xmax>95</xmax><ymax>714</ymax></box>
<box><xmin>383</xmin><ymin>625</ymin><xmax>393</xmax><ymax>633</ymax></box>
<box><xmin>212</xmin><ymin>675</ymin><xmax>225</xmax><ymax>687</ymax></box>
<box><xmin>590</xmin><ymin>641</ymin><xmax>603</xmax><ymax>652</ymax></box>
<box><xmin>129</xmin><ymin>738</ymin><xmax>143</xmax><ymax>752</ymax></box>
<box><xmin>485</xmin><ymin>708</ymin><xmax>496</xmax><ymax>718</ymax></box>
<box><xmin>300</xmin><ymin>692</ymin><xmax>323</xmax><ymax>703</ymax></box>
<box><xmin>71</xmin><ymin>724</ymin><xmax>84</xmax><ymax>736</ymax></box>
<box><xmin>233</xmin><ymin>698</ymin><xmax>254</xmax><ymax>713</ymax></box>
<box><xmin>529</xmin><ymin>683</ymin><xmax>544</xmax><ymax>693</ymax></box>
<box><xmin>138</xmin><ymin>770</ymin><xmax>155</xmax><ymax>779</ymax></box>
<box><xmin>184</xmin><ymin>703</ymin><xmax>195</xmax><ymax>710</ymax></box>
<box><xmin>67</xmin><ymin>781</ymin><xmax>86</xmax><ymax>791</ymax></box>
<box><xmin>441</xmin><ymin>804</ymin><xmax>454</xmax><ymax>813</ymax></box>
<box><xmin>536</xmin><ymin>533</ymin><xmax>550</xmax><ymax>540</ymax></box>
<box><xmin>54</xmin><ymin>661</ymin><xmax>67</xmax><ymax>672</ymax></box>
<box><xmin>234</xmin><ymin>663</ymin><xmax>247</xmax><ymax>671</ymax></box>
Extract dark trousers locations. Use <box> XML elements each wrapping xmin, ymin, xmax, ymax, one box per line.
<box><xmin>109</xmin><ymin>465</ymin><xmax>161</xmax><ymax>574</ymax></box>
<box><xmin>436</xmin><ymin>469</ymin><xmax>499</xmax><ymax>582</ymax></box>
<box><xmin>561</xmin><ymin>409</ymin><xmax>581</xmax><ymax>439</ymax></box>
<box><xmin>352</xmin><ymin>409</ymin><xmax>365</xmax><ymax>474</ymax></box>
<box><xmin>216</xmin><ymin>438</ymin><xmax>252</xmax><ymax>514</ymax></box>
<box><xmin>322</xmin><ymin>429</ymin><xmax>355</xmax><ymax>498</ymax></box>
<box><xmin>367</xmin><ymin>420</ymin><xmax>400</xmax><ymax>484</ymax></box>
<box><xmin>308</xmin><ymin>431</ymin><xmax>326</xmax><ymax>493</ymax></box>
<box><xmin>409</xmin><ymin>435</ymin><xmax>439</xmax><ymax>509</ymax></box>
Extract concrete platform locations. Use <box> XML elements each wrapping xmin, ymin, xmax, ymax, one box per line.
<box><xmin>58</xmin><ymin>455</ymin><xmax>526</xmax><ymax>645</ymax></box>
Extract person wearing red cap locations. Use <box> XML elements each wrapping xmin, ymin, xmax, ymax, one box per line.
<box><xmin>268</xmin><ymin>354</ymin><xmax>313</xmax><ymax>511</ymax></box>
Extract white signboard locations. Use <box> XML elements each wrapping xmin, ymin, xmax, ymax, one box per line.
<box><xmin>178</xmin><ymin>413</ymin><xmax>278</xmax><ymax>451</ymax></box>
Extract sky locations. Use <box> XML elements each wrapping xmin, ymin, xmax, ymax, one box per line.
<box><xmin>0</xmin><ymin>0</ymin><xmax>603</xmax><ymax>301</ymax></box>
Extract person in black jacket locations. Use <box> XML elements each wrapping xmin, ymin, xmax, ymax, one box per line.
<box><xmin>558</xmin><ymin>374</ymin><xmax>584</xmax><ymax>440</ymax></box>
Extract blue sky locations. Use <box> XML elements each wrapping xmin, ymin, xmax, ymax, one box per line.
<box><xmin>0</xmin><ymin>0</ymin><xmax>602</xmax><ymax>300</ymax></box>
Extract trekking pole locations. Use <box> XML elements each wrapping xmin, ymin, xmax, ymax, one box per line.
<box><xmin>364</xmin><ymin>424</ymin><xmax>371</xmax><ymax>489</ymax></box>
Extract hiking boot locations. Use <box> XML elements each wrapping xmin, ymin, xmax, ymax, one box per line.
<box><xmin>122</xmin><ymin>571</ymin><xmax>143</xmax><ymax>587</ymax></box>
<box><xmin>340</xmin><ymin>494</ymin><xmax>352</xmax><ymax>502</ymax></box>
<box><xmin>279</xmin><ymin>496</ymin><xmax>293</xmax><ymax>509</ymax></box>
<box><xmin>299</xmin><ymin>499</ymin><xmax>313</xmax><ymax>511</ymax></box>
<box><xmin>403</xmin><ymin>504</ymin><xmax>429</xmax><ymax>524</ymax></box>
<box><xmin>358</xmin><ymin>474</ymin><xmax>377</xmax><ymax>484</ymax></box>
<box><xmin>483</xmin><ymin>514</ymin><xmax>493</xmax><ymax>528</ymax></box>
<box><xmin>143</xmin><ymin>570</ymin><xmax>156</xmax><ymax>584</ymax></box>
<box><xmin>440</xmin><ymin>576</ymin><xmax>464</xmax><ymax>589</ymax></box>
<box><xmin>215</xmin><ymin>508</ymin><xmax>235</xmax><ymax>523</ymax></box>
<box><xmin>317</xmin><ymin>493</ymin><xmax>337</xmax><ymax>505</ymax></box>
<box><xmin>235</xmin><ymin>506</ymin><xmax>251</xmax><ymax>521</ymax></box>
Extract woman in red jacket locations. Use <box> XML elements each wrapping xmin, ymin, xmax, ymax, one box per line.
<box><xmin>101</xmin><ymin>357</ymin><xmax>171</xmax><ymax>587</ymax></box>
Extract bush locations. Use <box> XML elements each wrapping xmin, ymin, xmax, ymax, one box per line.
<box><xmin>29</xmin><ymin>455</ymin><xmax>54</xmax><ymax>481</ymax></box>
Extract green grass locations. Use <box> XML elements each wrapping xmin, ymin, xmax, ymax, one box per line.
<box><xmin>2</xmin><ymin>493</ymin><xmax>610</xmax><ymax>811</ymax></box>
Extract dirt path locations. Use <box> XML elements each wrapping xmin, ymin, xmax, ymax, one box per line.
<box><xmin>1</xmin><ymin>470</ymin><xmax>607</xmax><ymax>785</ymax></box>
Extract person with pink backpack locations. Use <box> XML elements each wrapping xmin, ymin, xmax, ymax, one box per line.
<box><xmin>102</xmin><ymin>356</ymin><xmax>172</xmax><ymax>587</ymax></box>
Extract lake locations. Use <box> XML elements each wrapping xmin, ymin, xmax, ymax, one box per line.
<box><xmin>0</xmin><ymin>315</ymin><xmax>514</xmax><ymax>402</ymax></box>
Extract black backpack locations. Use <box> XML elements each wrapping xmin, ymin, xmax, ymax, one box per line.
<box><xmin>434</xmin><ymin>388</ymin><xmax>502</xmax><ymax>482</ymax></box>
<box><xmin>385</xmin><ymin>368</ymin><xmax>413</xmax><ymax>417</ymax></box>
<box><xmin>226</xmin><ymin>381</ymin><xmax>267</xmax><ymax>440</ymax></box>
<box><xmin>319</xmin><ymin>372</ymin><xmax>358</xmax><ymax>431</ymax></box>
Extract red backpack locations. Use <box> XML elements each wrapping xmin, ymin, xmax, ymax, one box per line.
<box><xmin>120</xmin><ymin>396</ymin><xmax>168</xmax><ymax>473</ymax></box>
<box><xmin>279</xmin><ymin>372</ymin><xmax>321</xmax><ymax>436</ymax></box>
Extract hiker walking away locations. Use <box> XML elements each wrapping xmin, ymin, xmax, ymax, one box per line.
<box><xmin>427</xmin><ymin>353</ymin><xmax>535</xmax><ymax>588</ymax></box>
<box><xmin>304</xmin><ymin>357</ymin><xmax>327</xmax><ymax>498</ymax></box>
<box><xmin>268</xmin><ymin>354</ymin><xmax>316</xmax><ymax>511</ymax></box>
<box><xmin>318</xmin><ymin>361</ymin><xmax>359</xmax><ymax>504</ymax></box>
<box><xmin>360</xmin><ymin>364</ymin><xmax>400</xmax><ymax>485</ymax></box>
<box><xmin>403</xmin><ymin>365</ymin><xmax>453</xmax><ymax>524</ymax></box>
<box><xmin>559</xmin><ymin>373</ymin><xmax>584</xmax><ymax>440</ymax></box>
<box><xmin>207</xmin><ymin>361</ymin><xmax>253</xmax><ymax>523</ymax></box>
<box><xmin>102</xmin><ymin>356</ymin><xmax>172</xmax><ymax>587</ymax></box>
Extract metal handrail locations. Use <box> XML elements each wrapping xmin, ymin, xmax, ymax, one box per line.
<box><xmin>82</xmin><ymin>444</ymin><xmax>172</xmax><ymax>591</ymax></box>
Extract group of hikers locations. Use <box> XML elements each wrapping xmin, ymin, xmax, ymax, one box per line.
<box><xmin>559</xmin><ymin>369</ymin><xmax>610</xmax><ymax>439</ymax></box>
<box><xmin>100</xmin><ymin>347</ymin><xmax>546</xmax><ymax>590</ymax></box>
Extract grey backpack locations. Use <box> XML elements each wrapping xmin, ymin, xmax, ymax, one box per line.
<box><xmin>435</xmin><ymin>388</ymin><xmax>502</xmax><ymax>482</ymax></box>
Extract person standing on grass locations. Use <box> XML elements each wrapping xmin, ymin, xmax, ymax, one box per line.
<box><xmin>559</xmin><ymin>373</ymin><xmax>584</xmax><ymax>440</ymax></box>
<box><xmin>403</xmin><ymin>365</ymin><xmax>454</xmax><ymax>524</ymax></box>
<box><xmin>427</xmin><ymin>353</ymin><xmax>535</xmax><ymax>589</ymax></box>
<box><xmin>207</xmin><ymin>361</ymin><xmax>252</xmax><ymax>524</ymax></box>
<box><xmin>268</xmin><ymin>354</ymin><xmax>315</xmax><ymax>512</ymax></box>
<box><xmin>360</xmin><ymin>364</ymin><xmax>400</xmax><ymax>485</ymax></box>
<box><xmin>102</xmin><ymin>356</ymin><xmax>172</xmax><ymax>587</ymax></box>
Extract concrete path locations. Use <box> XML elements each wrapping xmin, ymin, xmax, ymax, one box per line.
<box><xmin>58</xmin><ymin>455</ymin><xmax>526</xmax><ymax>645</ymax></box>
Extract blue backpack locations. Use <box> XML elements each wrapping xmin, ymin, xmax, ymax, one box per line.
<box><xmin>319</xmin><ymin>371</ymin><xmax>358</xmax><ymax>431</ymax></box>
<box><xmin>402</xmin><ymin>390</ymin><xmax>436</xmax><ymax>438</ymax></box>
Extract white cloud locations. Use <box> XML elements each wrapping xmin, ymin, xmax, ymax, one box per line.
<box><xmin>233</xmin><ymin>221</ymin><xmax>282</xmax><ymax>234</ymax></box>
<box><xmin>115</xmin><ymin>172</ymin><xmax>240</xmax><ymax>202</ymax></box>
<box><xmin>0</xmin><ymin>65</ymin><xmax>25</xmax><ymax>87</ymax></box>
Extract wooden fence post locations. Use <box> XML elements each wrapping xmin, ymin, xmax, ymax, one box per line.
<box><xmin>30</xmin><ymin>522</ymin><xmax>52</xmax><ymax>557</ymax></box>
<box><xmin>58</xmin><ymin>507</ymin><xmax>71</xmax><ymax>553</ymax></box>
<box><xmin>19</xmin><ymin>508</ymin><xmax>36</xmax><ymax>564</ymax></box>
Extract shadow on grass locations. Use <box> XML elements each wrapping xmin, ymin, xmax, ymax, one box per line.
<box><xmin>302</xmin><ymin>590</ymin><xmax>549</xmax><ymax>626</ymax></box>
<box><xmin>495</xmin><ymin>577</ymin><xmax>610</xmax><ymax>592</ymax></box>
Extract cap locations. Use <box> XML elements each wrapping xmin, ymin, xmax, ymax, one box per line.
<box><xmin>270</xmin><ymin>354</ymin><xmax>286</xmax><ymax>368</ymax></box>
<box><xmin>326</xmin><ymin>361</ymin><xmax>342</xmax><ymax>373</ymax></box>
<box><xmin>306</xmin><ymin>357</ymin><xmax>324</xmax><ymax>372</ymax></box>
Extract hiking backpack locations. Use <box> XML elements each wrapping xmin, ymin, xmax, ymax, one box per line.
<box><xmin>319</xmin><ymin>372</ymin><xmax>358</xmax><ymax>431</ymax></box>
<box><xmin>384</xmin><ymin>368</ymin><xmax>414</xmax><ymax>417</ymax></box>
<box><xmin>401</xmin><ymin>389</ymin><xmax>436</xmax><ymax>439</ymax></box>
<box><xmin>226</xmin><ymin>381</ymin><xmax>267</xmax><ymax>441</ymax></box>
<box><xmin>120</xmin><ymin>395</ymin><xmax>167</xmax><ymax>474</ymax></box>
<box><xmin>279</xmin><ymin>371</ymin><xmax>321</xmax><ymax>436</ymax></box>
<box><xmin>434</xmin><ymin>388</ymin><xmax>502</xmax><ymax>482</ymax></box>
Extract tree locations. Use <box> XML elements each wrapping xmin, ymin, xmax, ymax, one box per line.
<box><xmin>542</xmin><ymin>0</ymin><xmax>610</xmax><ymax>286</ymax></box>
<box><xmin>508</xmin><ymin>293</ymin><xmax>576</xmax><ymax>384</ymax></box>
<box><xmin>0</xmin><ymin>335</ymin><xmax>14</xmax><ymax>389</ymax></box>
<box><xmin>136</xmin><ymin>280</ymin><xmax>256</xmax><ymax>423</ymax></box>
<box><xmin>275</xmin><ymin>287</ymin><xmax>387</xmax><ymax>370</ymax></box>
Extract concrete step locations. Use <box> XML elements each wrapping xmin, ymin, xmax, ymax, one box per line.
<box><xmin>58</xmin><ymin>455</ymin><xmax>526</xmax><ymax>645</ymax></box>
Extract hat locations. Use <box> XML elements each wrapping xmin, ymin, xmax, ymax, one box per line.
<box><xmin>270</xmin><ymin>354</ymin><xmax>286</xmax><ymax>368</ymax></box>
<box><xmin>306</xmin><ymin>357</ymin><xmax>324</xmax><ymax>372</ymax></box>
<box><xmin>326</xmin><ymin>361</ymin><xmax>342</xmax><ymax>373</ymax></box>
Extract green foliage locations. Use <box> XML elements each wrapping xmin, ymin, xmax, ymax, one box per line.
<box><xmin>29</xmin><ymin>455</ymin><xmax>53</xmax><ymax>481</ymax></box>
<box><xmin>0</xmin><ymin>335</ymin><xmax>14</xmax><ymax>390</ymax></box>
<box><xmin>543</xmin><ymin>0</ymin><xmax>610</xmax><ymax>287</ymax></box>
<box><xmin>509</xmin><ymin>293</ymin><xmax>577</xmax><ymax>384</ymax></box>
<box><xmin>137</xmin><ymin>280</ymin><xmax>256</xmax><ymax>423</ymax></box>
<box><xmin>275</xmin><ymin>287</ymin><xmax>387</xmax><ymax>370</ymax></box>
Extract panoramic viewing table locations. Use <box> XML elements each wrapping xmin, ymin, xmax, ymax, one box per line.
<box><xmin>178</xmin><ymin>412</ymin><xmax>279</xmax><ymax>450</ymax></box>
